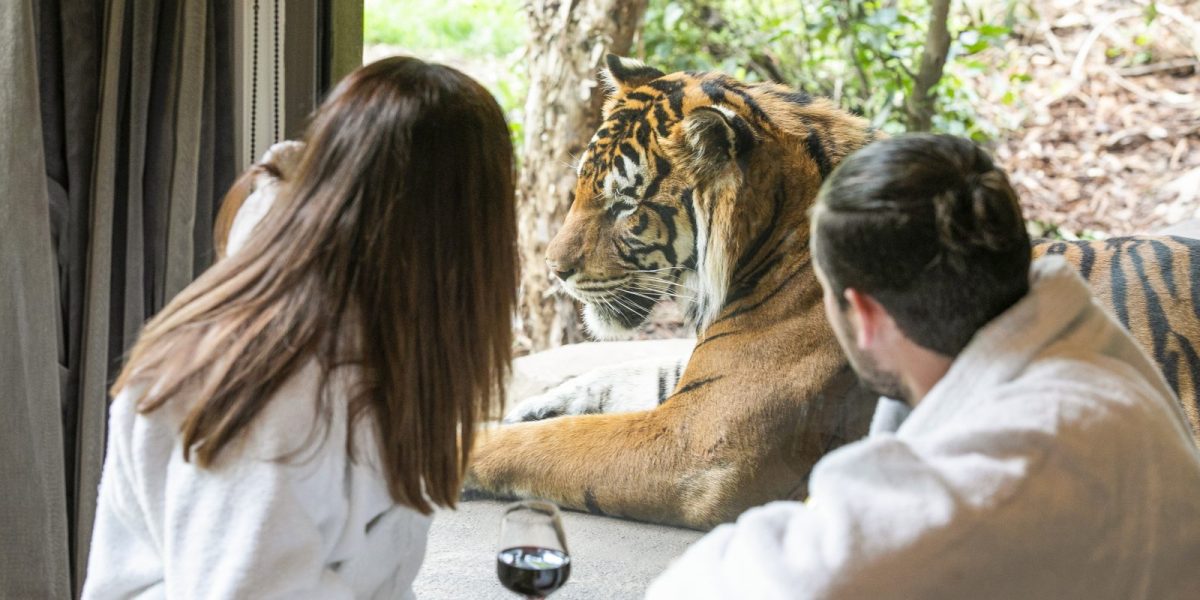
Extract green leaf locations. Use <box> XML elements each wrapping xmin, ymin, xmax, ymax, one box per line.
<box><xmin>977</xmin><ymin>24</ymin><xmax>1010</xmax><ymax>38</ymax></box>
<box><xmin>965</xmin><ymin>41</ymin><xmax>991</xmax><ymax>54</ymax></box>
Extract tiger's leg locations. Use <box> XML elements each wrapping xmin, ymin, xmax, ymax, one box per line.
<box><xmin>503</xmin><ymin>352</ymin><xmax>692</xmax><ymax>423</ymax></box>
<box><xmin>469</xmin><ymin>406</ymin><xmax>762</xmax><ymax>529</ymax></box>
<box><xmin>470</xmin><ymin>362</ymin><xmax>874</xmax><ymax>529</ymax></box>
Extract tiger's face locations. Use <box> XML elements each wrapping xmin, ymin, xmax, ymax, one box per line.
<box><xmin>545</xmin><ymin>71</ymin><xmax>701</xmax><ymax>339</ymax></box>
<box><xmin>547</xmin><ymin>53</ymin><xmax>788</xmax><ymax>339</ymax></box>
<box><xmin>547</xmin><ymin>55</ymin><xmax>873</xmax><ymax>340</ymax></box>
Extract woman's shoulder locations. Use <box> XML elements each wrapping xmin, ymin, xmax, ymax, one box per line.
<box><xmin>229</xmin><ymin>359</ymin><xmax>364</xmax><ymax>467</ymax></box>
<box><xmin>114</xmin><ymin>359</ymin><xmax>366</xmax><ymax>469</ymax></box>
<box><xmin>109</xmin><ymin>379</ymin><xmax>188</xmax><ymax>445</ymax></box>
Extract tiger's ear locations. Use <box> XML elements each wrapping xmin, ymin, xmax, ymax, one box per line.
<box><xmin>680</xmin><ymin>106</ymin><xmax>755</xmax><ymax>178</ymax></box>
<box><xmin>602</xmin><ymin>54</ymin><xmax>665</xmax><ymax>95</ymax></box>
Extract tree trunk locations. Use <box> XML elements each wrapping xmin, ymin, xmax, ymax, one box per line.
<box><xmin>515</xmin><ymin>0</ymin><xmax>649</xmax><ymax>353</ymax></box>
<box><xmin>906</xmin><ymin>0</ymin><xmax>952</xmax><ymax>131</ymax></box>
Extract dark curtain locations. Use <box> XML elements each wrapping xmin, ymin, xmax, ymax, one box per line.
<box><xmin>1</xmin><ymin>1</ymin><xmax>71</xmax><ymax>596</ymax></box>
<box><xmin>1</xmin><ymin>0</ymin><xmax>235</xmax><ymax>596</ymax></box>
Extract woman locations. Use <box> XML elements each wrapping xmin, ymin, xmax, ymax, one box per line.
<box><xmin>83</xmin><ymin>57</ymin><xmax>517</xmax><ymax>599</ymax></box>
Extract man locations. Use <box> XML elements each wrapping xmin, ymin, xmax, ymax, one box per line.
<box><xmin>646</xmin><ymin>135</ymin><xmax>1200</xmax><ymax>599</ymax></box>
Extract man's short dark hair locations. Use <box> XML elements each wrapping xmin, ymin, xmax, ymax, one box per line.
<box><xmin>813</xmin><ymin>134</ymin><xmax>1031</xmax><ymax>357</ymax></box>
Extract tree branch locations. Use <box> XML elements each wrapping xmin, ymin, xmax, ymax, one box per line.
<box><xmin>906</xmin><ymin>0</ymin><xmax>952</xmax><ymax>131</ymax></box>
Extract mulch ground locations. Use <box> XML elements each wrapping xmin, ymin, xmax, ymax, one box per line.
<box><xmin>972</xmin><ymin>0</ymin><xmax>1199</xmax><ymax>237</ymax></box>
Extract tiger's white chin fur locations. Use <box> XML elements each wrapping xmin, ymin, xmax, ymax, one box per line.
<box><xmin>581</xmin><ymin>303</ymin><xmax>641</xmax><ymax>341</ymax></box>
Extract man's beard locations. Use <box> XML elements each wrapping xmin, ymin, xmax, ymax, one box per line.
<box><xmin>829</xmin><ymin>307</ymin><xmax>909</xmax><ymax>403</ymax></box>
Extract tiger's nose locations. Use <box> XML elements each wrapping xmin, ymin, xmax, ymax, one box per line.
<box><xmin>546</xmin><ymin>258</ymin><xmax>578</xmax><ymax>282</ymax></box>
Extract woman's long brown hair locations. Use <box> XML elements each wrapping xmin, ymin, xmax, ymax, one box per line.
<box><xmin>112</xmin><ymin>57</ymin><xmax>517</xmax><ymax>514</ymax></box>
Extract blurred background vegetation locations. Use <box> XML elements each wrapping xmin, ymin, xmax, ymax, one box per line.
<box><xmin>365</xmin><ymin>0</ymin><xmax>1197</xmax><ymax>347</ymax></box>
<box><xmin>367</xmin><ymin>0</ymin><xmax>1014</xmax><ymax>140</ymax></box>
<box><xmin>364</xmin><ymin>0</ymin><xmax>1197</xmax><ymax>241</ymax></box>
<box><xmin>365</xmin><ymin>0</ymin><xmax>525</xmax><ymax>56</ymax></box>
<box><xmin>638</xmin><ymin>0</ymin><xmax>1011</xmax><ymax>139</ymax></box>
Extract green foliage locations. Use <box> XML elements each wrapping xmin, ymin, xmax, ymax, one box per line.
<box><xmin>364</xmin><ymin>0</ymin><xmax>527</xmax><ymax>145</ymax></box>
<box><xmin>364</xmin><ymin>0</ymin><xmax>524</xmax><ymax>57</ymax></box>
<box><xmin>364</xmin><ymin>0</ymin><xmax>1027</xmax><ymax>143</ymax></box>
<box><xmin>640</xmin><ymin>0</ymin><xmax>1017</xmax><ymax>140</ymax></box>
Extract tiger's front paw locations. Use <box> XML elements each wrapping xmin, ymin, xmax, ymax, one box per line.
<box><xmin>502</xmin><ymin>392</ymin><xmax>573</xmax><ymax>424</ymax></box>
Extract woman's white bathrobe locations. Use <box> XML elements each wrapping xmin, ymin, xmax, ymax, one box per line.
<box><xmin>82</xmin><ymin>362</ymin><xmax>432</xmax><ymax>600</ymax></box>
<box><xmin>647</xmin><ymin>257</ymin><xmax>1200</xmax><ymax>599</ymax></box>
<box><xmin>83</xmin><ymin>144</ymin><xmax>431</xmax><ymax>599</ymax></box>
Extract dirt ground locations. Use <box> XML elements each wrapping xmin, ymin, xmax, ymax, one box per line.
<box><xmin>973</xmin><ymin>0</ymin><xmax>1199</xmax><ymax>237</ymax></box>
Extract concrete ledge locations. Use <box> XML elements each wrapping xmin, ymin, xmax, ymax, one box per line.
<box><xmin>415</xmin><ymin>500</ymin><xmax>703</xmax><ymax>599</ymax></box>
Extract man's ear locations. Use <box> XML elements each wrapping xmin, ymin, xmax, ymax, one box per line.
<box><xmin>602</xmin><ymin>54</ymin><xmax>665</xmax><ymax>94</ymax></box>
<box><xmin>844</xmin><ymin>288</ymin><xmax>890</xmax><ymax>351</ymax></box>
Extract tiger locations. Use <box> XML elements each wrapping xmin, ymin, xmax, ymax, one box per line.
<box><xmin>463</xmin><ymin>55</ymin><xmax>1200</xmax><ymax>529</ymax></box>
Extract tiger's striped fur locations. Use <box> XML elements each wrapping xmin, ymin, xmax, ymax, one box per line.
<box><xmin>1034</xmin><ymin>237</ymin><xmax>1200</xmax><ymax>435</ymax></box>
<box><xmin>461</xmin><ymin>56</ymin><xmax>1198</xmax><ymax>529</ymax></box>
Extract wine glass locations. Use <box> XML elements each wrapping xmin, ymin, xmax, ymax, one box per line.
<box><xmin>496</xmin><ymin>500</ymin><xmax>571</xmax><ymax>599</ymax></box>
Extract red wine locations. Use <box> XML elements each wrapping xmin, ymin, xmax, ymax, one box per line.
<box><xmin>497</xmin><ymin>546</ymin><xmax>571</xmax><ymax>597</ymax></box>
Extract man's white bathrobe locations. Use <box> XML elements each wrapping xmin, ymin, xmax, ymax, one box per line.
<box><xmin>647</xmin><ymin>257</ymin><xmax>1200</xmax><ymax>599</ymax></box>
<box><xmin>83</xmin><ymin>142</ymin><xmax>431</xmax><ymax>599</ymax></box>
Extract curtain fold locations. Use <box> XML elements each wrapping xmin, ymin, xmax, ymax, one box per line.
<box><xmin>48</xmin><ymin>1</ymin><xmax>103</xmax><ymax>549</ymax></box>
<box><xmin>2</xmin><ymin>0</ymin><xmax>235</xmax><ymax>596</ymax></box>
<box><xmin>164</xmin><ymin>0</ymin><xmax>208</xmax><ymax>300</ymax></box>
<box><xmin>0</xmin><ymin>1</ymin><xmax>72</xmax><ymax>597</ymax></box>
<box><xmin>72</xmin><ymin>0</ymin><xmax>126</xmax><ymax>588</ymax></box>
